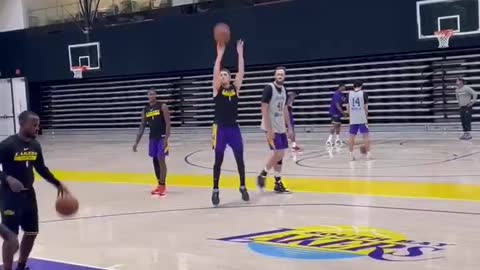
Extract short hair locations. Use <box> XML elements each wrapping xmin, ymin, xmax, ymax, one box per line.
<box><xmin>353</xmin><ymin>81</ymin><xmax>363</xmax><ymax>88</ymax></box>
<box><xmin>274</xmin><ymin>66</ymin><xmax>286</xmax><ymax>74</ymax></box>
<box><xmin>220</xmin><ymin>68</ymin><xmax>231</xmax><ymax>75</ymax></box>
<box><xmin>148</xmin><ymin>88</ymin><xmax>156</xmax><ymax>94</ymax></box>
<box><xmin>457</xmin><ymin>77</ymin><xmax>465</xmax><ymax>83</ymax></box>
<box><xmin>18</xmin><ymin>111</ymin><xmax>39</xmax><ymax>126</ymax></box>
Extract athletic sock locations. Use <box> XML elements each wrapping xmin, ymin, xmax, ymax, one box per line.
<box><xmin>328</xmin><ymin>135</ymin><xmax>333</xmax><ymax>141</ymax></box>
<box><xmin>213</xmin><ymin>178</ymin><xmax>219</xmax><ymax>189</ymax></box>
<box><xmin>274</xmin><ymin>172</ymin><xmax>281</xmax><ymax>183</ymax></box>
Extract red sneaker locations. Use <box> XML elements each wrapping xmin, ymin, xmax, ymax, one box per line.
<box><xmin>157</xmin><ymin>185</ymin><xmax>167</xmax><ymax>196</ymax></box>
<box><xmin>151</xmin><ymin>185</ymin><xmax>167</xmax><ymax>196</ymax></box>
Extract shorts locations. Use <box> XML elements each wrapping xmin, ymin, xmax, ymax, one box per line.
<box><xmin>349</xmin><ymin>124</ymin><xmax>369</xmax><ymax>135</ymax></box>
<box><xmin>212</xmin><ymin>124</ymin><xmax>244</xmax><ymax>155</ymax></box>
<box><xmin>266</xmin><ymin>133</ymin><xmax>289</xmax><ymax>150</ymax></box>
<box><xmin>149</xmin><ymin>137</ymin><xmax>168</xmax><ymax>159</ymax></box>
<box><xmin>331</xmin><ymin>115</ymin><xmax>342</xmax><ymax>124</ymax></box>
<box><xmin>1</xmin><ymin>189</ymin><xmax>39</xmax><ymax>235</ymax></box>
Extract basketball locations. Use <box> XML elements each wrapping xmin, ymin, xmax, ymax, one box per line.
<box><xmin>360</xmin><ymin>145</ymin><xmax>367</xmax><ymax>154</ymax></box>
<box><xmin>55</xmin><ymin>195</ymin><xmax>79</xmax><ymax>217</ymax></box>
<box><xmin>214</xmin><ymin>22</ymin><xmax>231</xmax><ymax>44</ymax></box>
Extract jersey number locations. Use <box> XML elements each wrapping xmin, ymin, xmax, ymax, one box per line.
<box><xmin>277</xmin><ymin>101</ymin><xmax>284</xmax><ymax>112</ymax></box>
<box><xmin>352</xmin><ymin>97</ymin><xmax>361</xmax><ymax>108</ymax></box>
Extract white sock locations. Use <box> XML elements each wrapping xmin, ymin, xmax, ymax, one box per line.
<box><xmin>292</xmin><ymin>142</ymin><xmax>297</xmax><ymax>147</ymax></box>
<box><xmin>336</xmin><ymin>135</ymin><xmax>340</xmax><ymax>141</ymax></box>
<box><xmin>328</xmin><ymin>135</ymin><xmax>333</xmax><ymax>141</ymax></box>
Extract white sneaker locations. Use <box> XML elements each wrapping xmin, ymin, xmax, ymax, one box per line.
<box><xmin>326</xmin><ymin>140</ymin><xmax>333</xmax><ymax>146</ymax></box>
<box><xmin>335</xmin><ymin>140</ymin><xmax>342</xmax><ymax>147</ymax></box>
<box><xmin>366</xmin><ymin>152</ymin><xmax>373</xmax><ymax>160</ymax></box>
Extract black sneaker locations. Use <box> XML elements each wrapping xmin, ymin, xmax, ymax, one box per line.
<box><xmin>16</xmin><ymin>266</ymin><xmax>30</xmax><ymax>270</ymax></box>
<box><xmin>257</xmin><ymin>175</ymin><xmax>266</xmax><ymax>189</ymax></box>
<box><xmin>211</xmin><ymin>189</ymin><xmax>220</xmax><ymax>206</ymax></box>
<box><xmin>274</xmin><ymin>181</ymin><xmax>291</xmax><ymax>194</ymax></box>
<box><xmin>239</xmin><ymin>186</ymin><xmax>250</xmax><ymax>202</ymax></box>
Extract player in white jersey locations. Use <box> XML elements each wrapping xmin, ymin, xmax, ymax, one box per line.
<box><xmin>256</xmin><ymin>67</ymin><xmax>292</xmax><ymax>193</ymax></box>
<box><xmin>348</xmin><ymin>81</ymin><xmax>371</xmax><ymax>160</ymax></box>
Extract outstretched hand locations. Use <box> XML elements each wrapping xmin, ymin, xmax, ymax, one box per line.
<box><xmin>217</xmin><ymin>42</ymin><xmax>226</xmax><ymax>56</ymax></box>
<box><xmin>236</xmin><ymin>39</ymin><xmax>244</xmax><ymax>55</ymax></box>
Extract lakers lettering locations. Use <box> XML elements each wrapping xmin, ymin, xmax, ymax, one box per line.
<box><xmin>14</xmin><ymin>151</ymin><xmax>38</xmax><ymax>162</ymax></box>
<box><xmin>146</xmin><ymin>110</ymin><xmax>161</xmax><ymax>119</ymax></box>
<box><xmin>217</xmin><ymin>226</ymin><xmax>452</xmax><ymax>262</ymax></box>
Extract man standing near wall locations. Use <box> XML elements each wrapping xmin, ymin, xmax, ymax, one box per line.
<box><xmin>456</xmin><ymin>78</ymin><xmax>478</xmax><ymax>140</ymax></box>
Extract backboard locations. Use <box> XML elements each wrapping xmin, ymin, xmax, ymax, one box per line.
<box><xmin>417</xmin><ymin>0</ymin><xmax>480</xmax><ymax>39</ymax></box>
<box><xmin>68</xmin><ymin>42</ymin><xmax>101</xmax><ymax>71</ymax></box>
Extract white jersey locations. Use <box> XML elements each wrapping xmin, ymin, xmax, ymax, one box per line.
<box><xmin>348</xmin><ymin>90</ymin><xmax>368</xmax><ymax>124</ymax></box>
<box><xmin>261</xmin><ymin>83</ymin><xmax>287</xmax><ymax>133</ymax></box>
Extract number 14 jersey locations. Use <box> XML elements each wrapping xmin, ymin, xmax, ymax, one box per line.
<box><xmin>348</xmin><ymin>90</ymin><xmax>369</xmax><ymax>125</ymax></box>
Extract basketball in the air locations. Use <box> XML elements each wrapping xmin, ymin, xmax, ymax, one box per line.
<box><xmin>360</xmin><ymin>145</ymin><xmax>367</xmax><ymax>154</ymax></box>
<box><xmin>56</xmin><ymin>195</ymin><xmax>79</xmax><ymax>216</ymax></box>
<box><xmin>214</xmin><ymin>22</ymin><xmax>231</xmax><ymax>44</ymax></box>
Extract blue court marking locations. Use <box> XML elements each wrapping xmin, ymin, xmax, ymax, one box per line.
<box><xmin>0</xmin><ymin>258</ymin><xmax>105</xmax><ymax>270</ymax></box>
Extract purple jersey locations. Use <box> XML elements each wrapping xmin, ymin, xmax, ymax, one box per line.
<box><xmin>329</xmin><ymin>91</ymin><xmax>345</xmax><ymax>116</ymax></box>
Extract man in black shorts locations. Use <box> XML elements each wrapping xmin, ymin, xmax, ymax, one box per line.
<box><xmin>0</xmin><ymin>111</ymin><xmax>69</xmax><ymax>270</ymax></box>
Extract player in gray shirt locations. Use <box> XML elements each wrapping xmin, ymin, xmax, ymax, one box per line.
<box><xmin>455</xmin><ymin>78</ymin><xmax>478</xmax><ymax>140</ymax></box>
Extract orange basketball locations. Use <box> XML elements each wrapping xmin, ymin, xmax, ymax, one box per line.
<box><xmin>214</xmin><ymin>22</ymin><xmax>231</xmax><ymax>44</ymax></box>
<box><xmin>55</xmin><ymin>195</ymin><xmax>79</xmax><ymax>217</ymax></box>
<box><xmin>360</xmin><ymin>145</ymin><xmax>367</xmax><ymax>154</ymax></box>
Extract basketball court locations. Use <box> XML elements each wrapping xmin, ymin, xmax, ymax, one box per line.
<box><xmin>0</xmin><ymin>130</ymin><xmax>477</xmax><ymax>270</ymax></box>
<box><xmin>1</xmin><ymin>0</ymin><xmax>480</xmax><ymax>269</ymax></box>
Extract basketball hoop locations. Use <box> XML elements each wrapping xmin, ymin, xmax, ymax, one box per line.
<box><xmin>72</xmin><ymin>66</ymin><xmax>87</xmax><ymax>79</ymax></box>
<box><xmin>434</xmin><ymin>29</ymin><xmax>454</xmax><ymax>48</ymax></box>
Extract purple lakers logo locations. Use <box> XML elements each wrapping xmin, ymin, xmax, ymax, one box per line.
<box><xmin>217</xmin><ymin>226</ymin><xmax>452</xmax><ymax>261</ymax></box>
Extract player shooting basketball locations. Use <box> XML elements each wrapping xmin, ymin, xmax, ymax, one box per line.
<box><xmin>210</xmin><ymin>39</ymin><xmax>249</xmax><ymax>206</ymax></box>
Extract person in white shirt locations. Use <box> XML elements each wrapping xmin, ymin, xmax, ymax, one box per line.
<box><xmin>347</xmin><ymin>81</ymin><xmax>371</xmax><ymax>160</ymax></box>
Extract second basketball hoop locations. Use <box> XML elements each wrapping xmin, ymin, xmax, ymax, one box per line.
<box><xmin>434</xmin><ymin>29</ymin><xmax>455</xmax><ymax>48</ymax></box>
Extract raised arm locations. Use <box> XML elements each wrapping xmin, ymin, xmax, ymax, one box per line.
<box><xmin>234</xmin><ymin>40</ymin><xmax>245</xmax><ymax>95</ymax></box>
<box><xmin>213</xmin><ymin>43</ymin><xmax>226</xmax><ymax>96</ymax></box>
<box><xmin>133</xmin><ymin>108</ymin><xmax>146</xmax><ymax>152</ymax></box>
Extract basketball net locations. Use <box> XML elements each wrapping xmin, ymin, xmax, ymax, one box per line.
<box><xmin>434</xmin><ymin>29</ymin><xmax>454</xmax><ymax>48</ymax></box>
<box><xmin>72</xmin><ymin>66</ymin><xmax>87</xmax><ymax>79</ymax></box>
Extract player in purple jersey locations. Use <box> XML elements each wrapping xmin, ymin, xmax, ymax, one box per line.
<box><xmin>326</xmin><ymin>84</ymin><xmax>346</xmax><ymax>147</ymax></box>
